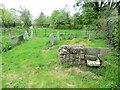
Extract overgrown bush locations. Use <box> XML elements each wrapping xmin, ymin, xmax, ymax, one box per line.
<box><xmin>1</xmin><ymin>37</ymin><xmax>27</xmax><ymax>53</ymax></box>
<box><xmin>2</xmin><ymin>38</ymin><xmax>13</xmax><ymax>52</ymax></box>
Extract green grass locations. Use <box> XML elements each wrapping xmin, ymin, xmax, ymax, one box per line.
<box><xmin>1</xmin><ymin>28</ymin><xmax>118</xmax><ymax>88</ymax></box>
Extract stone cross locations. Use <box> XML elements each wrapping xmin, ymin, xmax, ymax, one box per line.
<box><xmin>9</xmin><ymin>37</ymin><xmax>18</xmax><ymax>44</ymax></box>
<box><xmin>25</xmin><ymin>31</ymin><xmax>29</xmax><ymax>40</ymax></box>
<box><xmin>30</xmin><ymin>26</ymin><xmax>33</xmax><ymax>38</ymax></box>
<box><xmin>57</xmin><ymin>31</ymin><xmax>60</xmax><ymax>40</ymax></box>
<box><xmin>88</xmin><ymin>33</ymin><xmax>92</xmax><ymax>41</ymax></box>
<box><xmin>49</xmin><ymin>34</ymin><xmax>54</xmax><ymax>45</ymax></box>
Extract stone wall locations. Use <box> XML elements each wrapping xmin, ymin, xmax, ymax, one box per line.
<box><xmin>59</xmin><ymin>45</ymin><xmax>109</xmax><ymax>66</ymax></box>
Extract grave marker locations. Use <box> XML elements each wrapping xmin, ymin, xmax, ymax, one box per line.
<box><xmin>30</xmin><ymin>26</ymin><xmax>33</xmax><ymax>38</ymax></box>
<box><xmin>19</xmin><ymin>35</ymin><xmax>24</xmax><ymax>41</ymax></box>
<box><xmin>57</xmin><ymin>31</ymin><xmax>60</xmax><ymax>40</ymax></box>
<box><xmin>49</xmin><ymin>34</ymin><xmax>54</xmax><ymax>45</ymax></box>
<box><xmin>88</xmin><ymin>33</ymin><xmax>92</xmax><ymax>41</ymax></box>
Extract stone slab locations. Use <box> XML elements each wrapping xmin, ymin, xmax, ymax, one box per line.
<box><xmin>85</xmin><ymin>55</ymin><xmax>97</xmax><ymax>61</ymax></box>
<box><xmin>87</xmin><ymin>59</ymin><xmax>100</xmax><ymax>66</ymax></box>
<box><xmin>49</xmin><ymin>34</ymin><xmax>54</xmax><ymax>45</ymax></box>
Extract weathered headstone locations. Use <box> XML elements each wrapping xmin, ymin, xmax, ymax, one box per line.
<box><xmin>19</xmin><ymin>35</ymin><xmax>24</xmax><ymax>42</ymax></box>
<box><xmin>25</xmin><ymin>31</ymin><xmax>29</xmax><ymax>40</ymax></box>
<box><xmin>30</xmin><ymin>26</ymin><xmax>33</xmax><ymax>38</ymax></box>
<box><xmin>49</xmin><ymin>34</ymin><xmax>54</xmax><ymax>45</ymax></box>
<box><xmin>57</xmin><ymin>31</ymin><xmax>60</xmax><ymax>40</ymax></box>
<box><xmin>88</xmin><ymin>33</ymin><xmax>91</xmax><ymax>41</ymax></box>
<box><xmin>9</xmin><ymin>37</ymin><xmax>18</xmax><ymax>44</ymax></box>
<box><xmin>9</xmin><ymin>32</ymin><xmax>14</xmax><ymax>37</ymax></box>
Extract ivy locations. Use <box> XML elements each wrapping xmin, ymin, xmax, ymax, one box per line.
<box><xmin>113</xmin><ymin>17</ymin><xmax>120</xmax><ymax>50</ymax></box>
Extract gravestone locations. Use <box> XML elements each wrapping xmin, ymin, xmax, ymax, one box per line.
<box><xmin>88</xmin><ymin>33</ymin><xmax>91</xmax><ymax>41</ymax></box>
<box><xmin>19</xmin><ymin>35</ymin><xmax>24</xmax><ymax>42</ymax></box>
<box><xmin>25</xmin><ymin>31</ymin><xmax>29</xmax><ymax>40</ymax></box>
<box><xmin>30</xmin><ymin>26</ymin><xmax>33</xmax><ymax>38</ymax></box>
<box><xmin>9</xmin><ymin>32</ymin><xmax>14</xmax><ymax>37</ymax></box>
<box><xmin>49</xmin><ymin>34</ymin><xmax>54</xmax><ymax>45</ymax></box>
<box><xmin>9</xmin><ymin>37</ymin><xmax>18</xmax><ymax>44</ymax></box>
<box><xmin>57</xmin><ymin>31</ymin><xmax>60</xmax><ymax>40</ymax></box>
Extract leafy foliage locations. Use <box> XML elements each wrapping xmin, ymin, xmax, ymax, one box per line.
<box><xmin>17</xmin><ymin>7</ymin><xmax>32</xmax><ymax>30</ymax></box>
<box><xmin>1</xmin><ymin>8</ymin><xmax>15</xmax><ymax>27</ymax></box>
<box><xmin>34</xmin><ymin>12</ymin><xmax>50</xmax><ymax>27</ymax></box>
<box><xmin>113</xmin><ymin>17</ymin><xmax>120</xmax><ymax>50</ymax></box>
<box><xmin>51</xmin><ymin>9</ymin><xmax>70</xmax><ymax>25</ymax></box>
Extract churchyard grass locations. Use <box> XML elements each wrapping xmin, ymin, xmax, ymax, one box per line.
<box><xmin>1</xmin><ymin>28</ymin><xmax>118</xmax><ymax>88</ymax></box>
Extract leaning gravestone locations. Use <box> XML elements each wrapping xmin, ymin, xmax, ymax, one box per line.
<box><xmin>30</xmin><ymin>26</ymin><xmax>33</xmax><ymax>38</ymax></box>
<box><xmin>9</xmin><ymin>32</ymin><xmax>14</xmax><ymax>37</ymax></box>
<box><xmin>88</xmin><ymin>33</ymin><xmax>91</xmax><ymax>41</ymax></box>
<box><xmin>49</xmin><ymin>34</ymin><xmax>54</xmax><ymax>45</ymax></box>
<box><xmin>57</xmin><ymin>31</ymin><xmax>60</xmax><ymax>40</ymax></box>
<box><xmin>19</xmin><ymin>35</ymin><xmax>24</xmax><ymax>42</ymax></box>
<box><xmin>9</xmin><ymin>37</ymin><xmax>18</xmax><ymax>44</ymax></box>
<box><xmin>25</xmin><ymin>31</ymin><xmax>29</xmax><ymax>40</ymax></box>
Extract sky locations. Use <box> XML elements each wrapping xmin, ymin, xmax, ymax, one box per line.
<box><xmin>0</xmin><ymin>0</ymin><xmax>77</xmax><ymax>20</ymax></box>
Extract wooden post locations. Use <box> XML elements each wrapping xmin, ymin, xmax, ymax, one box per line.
<box><xmin>88</xmin><ymin>33</ymin><xmax>92</xmax><ymax>41</ymax></box>
<box><xmin>53</xmin><ymin>27</ymin><xmax>54</xmax><ymax>36</ymax></box>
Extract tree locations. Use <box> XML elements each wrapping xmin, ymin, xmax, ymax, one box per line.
<box><xmin>1</xmin><ymin>5</ymin><xmax>14</xmax><ymax>28</ymax></box>
<box><xmin>10</xmin><ymin>8</ymin><xmax>22</xmax><ymax>27</ymax></box>
<box><xmin>72</xmin><ymin>12</ymin><xmax>83</xmax><ymax>25</ymax></box>
<box><xmin>75</xmin><ymin>0</ymin><xmax>120</xmax><ymax>18</ymax></box>
<box><xmin>34</xmin><ymin>12</ymin><xmax>47</xmax><ymax>25</ymax></box>
<box><xmin>51</xmin><ymin>8</ymin><xmax>71</xmax><ymax>25</ymax></box>
<box><xmin>17</xmin><ymin>7</ymin><xmax>32</xmax><ymax>31</ymax></box>
<box><xmin>74</xmin><ymin>0</ymin><xmax>120</xmax><ymax>49</ymax></box>
<box><xmin>0</xmin><ymin>4</ymin><xmax>15</xmax><ymax>34</ymax></box>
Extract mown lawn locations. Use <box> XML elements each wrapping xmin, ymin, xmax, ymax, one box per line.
<box><xmin>1</xmin><ymin>32</ymin><xmax>118</xmax><ymax>88</ymax></box>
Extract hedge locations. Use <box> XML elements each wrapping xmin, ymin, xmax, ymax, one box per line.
<box><xmin>50</xmin><ymin>24</ymin><xmax>83</xmax><ymax>30</ymax></box>
<box><xmin>36</xmin><ymin>23</ymin><xmax>50</xmax><ymax>27</ymax></box>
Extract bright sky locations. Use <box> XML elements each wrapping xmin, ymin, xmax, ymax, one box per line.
<box><xmin>0</xmin><ymin>0</ymin><xmax>77</xmax><ymax>20</ymax></box>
